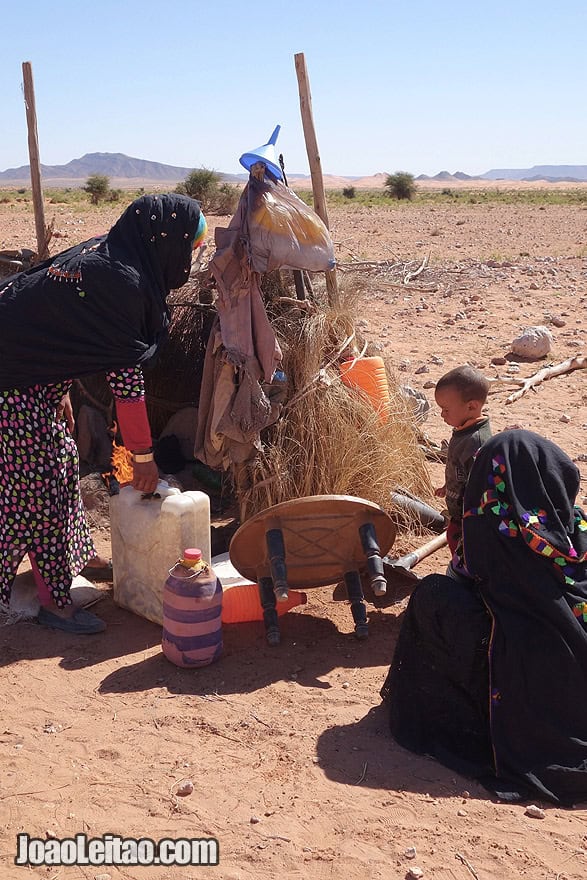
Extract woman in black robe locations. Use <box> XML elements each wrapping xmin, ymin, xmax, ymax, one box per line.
<box><xmin>382</xmin><ymin>430</ymin><xmax>587</xmax><ymax>805</ymax></box>
<box><xmin>0</xmin><ymin>194</ymin><xmax>205</xmax><ymax>633</ymax></box>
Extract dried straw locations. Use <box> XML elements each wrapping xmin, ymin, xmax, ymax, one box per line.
<box><xmin>237</xmin><ymin>277</ymin><xmax>432</xmax><ymax>522</ymax></box>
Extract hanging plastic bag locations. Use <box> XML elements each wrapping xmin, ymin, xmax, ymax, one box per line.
<box><xmin>246</xmin><ymin>177</ymin><xmax>335</xmax><ymax>273</ymax></box>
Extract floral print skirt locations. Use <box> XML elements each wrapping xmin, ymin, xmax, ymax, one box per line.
<box><xmin>0</xmin><ymin>381</ymin><xmax>95</xmax><ymax>608</ymax></box>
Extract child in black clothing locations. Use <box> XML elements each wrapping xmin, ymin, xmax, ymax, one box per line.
<box><xmin>434</xmin><ymin>365</ymin><xmax>492</xmax><ymax>554</ymax></box>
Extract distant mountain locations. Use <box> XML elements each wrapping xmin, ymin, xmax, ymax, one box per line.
<box><xmin>482</xmin><ymin>164</ymin><xmax>587</xmax><ymax>182</ymax></box>
<box><xmin>3</xmin><ymin>153</ymin><xmax>587</xmax><ymax>187</ymax></box>
<box><xmin>0</xmin><ymin>152</ymin><xmax>242</xmax><ymax>183</ymax></box>
<box><xmin>415</xmin><ymin>171</ymin><xmax>480</xmax><ymax>182</ymax></box>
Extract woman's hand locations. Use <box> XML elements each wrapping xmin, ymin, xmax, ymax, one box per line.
<box><xmin>57</xmin><ymin>393</ymin><xmax>75</xmax><ymax>433</ymax></box>
<box><xmin>132</xmin><ymin>459</ymin><xmax>159</xmax><ymax>494</ymax></box>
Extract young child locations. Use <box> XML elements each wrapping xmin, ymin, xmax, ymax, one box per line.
<box><xmin>434</xmin><ymin>365</ymin><xmax>492</xmax><ymax>554</ymax></box>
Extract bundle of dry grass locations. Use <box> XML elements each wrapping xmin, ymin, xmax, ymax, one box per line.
<box><xmin>236</xmin><ymin>278</ymin><xmax>432</xmax><ymax>523</ymax></box>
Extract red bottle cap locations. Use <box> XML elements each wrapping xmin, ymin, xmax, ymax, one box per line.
<box><xmin>183</xmin><ymin>548</ymin><xmax>202</xmax><ymax>562</ymax></box>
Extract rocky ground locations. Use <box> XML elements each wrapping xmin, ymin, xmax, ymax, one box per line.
<box><xmin>0</xmin><ymin>192</ymin><xmax>586</xmax><ymax>880</ymax></box>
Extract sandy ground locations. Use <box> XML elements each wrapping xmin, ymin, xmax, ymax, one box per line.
<box><xmin>1</xmin><ymin>192</ymin><xmax>586</xmax><ymax>880</ymax></box>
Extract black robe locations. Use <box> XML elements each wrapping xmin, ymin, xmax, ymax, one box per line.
<box><xmin>0</xmin><ymin>193</ymin><xmax>201</xmax><ymax>390</ymax></box>
<box><xmin>383</xmin><ymin>430</ymin><xmax>587</xmax><ymax>805</ymax></box>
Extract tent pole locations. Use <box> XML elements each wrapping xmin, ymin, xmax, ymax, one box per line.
<box><xmin>22</xmin><ymin>61</ymin><xmax>49</xmax><ymax>260</ymax></box>
<box><xmin>294</xmin><ymin>52</ymin><xmax>338</xmax><ymax>305</ymax></box>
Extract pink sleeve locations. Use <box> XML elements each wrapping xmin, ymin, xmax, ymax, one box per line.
<box><xmin>106</xmin><ymin>365</ymin><xmax>153</xmax><ymax>451</ymax></box>
<box><xmin>114</xmin><ymin>398</ymin><xmax>152</xmax><ymax>451</ymax></box>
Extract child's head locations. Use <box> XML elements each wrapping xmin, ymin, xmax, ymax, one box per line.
<box><xmin>434</xmin><ymin>365</ymin><xmax>489</xmax><ymax>429</ymax></box>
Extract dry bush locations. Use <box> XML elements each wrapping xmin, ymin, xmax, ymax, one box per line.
<box><xmin>237</xmin><ymin>277</ymin><xmax>432</xmax><ymax>522</ymax></box>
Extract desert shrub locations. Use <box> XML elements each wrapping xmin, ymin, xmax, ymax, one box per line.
<box><xmin>84</xmin><ymin>174</ymin><xmax>110</xmax><ymax>205</ymax></box>
<box><xmin>342</xmin><ymin>186</ymin><xmax>356</xmax><ymax>199</ymax></box>
<box><xmin>213</xmin><ymin>183</ymin><xmax>240</xmax><ymax>215</ymax></box>
<box><xmin>107</xmin><ymin>188</ymin><xmax>122</xmax><ymax>202</ymax></box>
<box><xmin>385</xmin><ymin>171</ymin><xmax>416</xmax><ymax>201</ymax></box>
<box><xmin>177</xmin><ymin>169</ymin><xmax>241</xmax><ymax>214</ymax></box>
<box><xmin>179</xmin><ymin>168</ymin><xmax>220</xmax><ymax>209</ymax></box>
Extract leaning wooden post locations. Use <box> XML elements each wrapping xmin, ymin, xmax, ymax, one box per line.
<box><xmin>22</xmin><ymin>61</ymin><xmax>49</xmax><ymax>260</ymax></box>
<box><xmin>294</xmin><ymin>52</ymin><xmax>338</xmax><ymax>305</ymax></box>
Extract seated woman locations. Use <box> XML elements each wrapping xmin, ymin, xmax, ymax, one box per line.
<box><xmin>381</xmin><ymin>430</ymin><xmax>587</xmax><ymax>805</ymax></box>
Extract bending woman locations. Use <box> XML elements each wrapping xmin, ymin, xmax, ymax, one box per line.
<box><xmin>0</xmin><ymin>194</ymin><xmax>207</xmax><ymax>634</ymax></box>
<box><xmin>381</xmin><ymin>430</ymin><xmax>587</xmax><ymax>805</ymax></box>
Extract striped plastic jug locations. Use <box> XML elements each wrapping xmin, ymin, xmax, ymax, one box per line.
<box><xmin>162</xmin><ymin>548</ymin><xmax>223</xmax><ymax>668</ymax></box>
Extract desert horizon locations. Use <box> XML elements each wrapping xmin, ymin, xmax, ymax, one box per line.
<box><xmin>4</xmin><ymin>174</ymin><xmax>587</xmax><ymax>192</ymax></box>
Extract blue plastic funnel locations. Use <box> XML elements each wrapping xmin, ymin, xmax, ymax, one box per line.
<box><xmin>239</xmin><ymin>125</ymin><xmax>283</xmax><ymax>180</ymax></box>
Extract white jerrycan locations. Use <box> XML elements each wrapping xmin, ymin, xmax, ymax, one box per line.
<box><xmin>110</xmin><ymin>481</ymin><xmax>211</xmax><ymax>625</ymax></box>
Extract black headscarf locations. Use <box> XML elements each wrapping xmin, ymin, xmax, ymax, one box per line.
<box><xmin>462</xmin><ymin>430</ymin><xmax>587</xmax><ymax>804</ymax></box>
<box><xmin>0</xmin><ymin>193</ymin><xmax>201</xmax><ymax>389</ymax></box>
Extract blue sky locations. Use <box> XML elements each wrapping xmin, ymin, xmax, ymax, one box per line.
<box><xmin>2</xmin><ymin>0</ymin><xmax>586</xmax><ymax>177</ymax></box>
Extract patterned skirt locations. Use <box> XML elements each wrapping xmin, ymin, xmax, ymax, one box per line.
<box><xmin>0</xmin><ymin>381</ymin><xmax>95</xmax><ymax>608</ymax></box>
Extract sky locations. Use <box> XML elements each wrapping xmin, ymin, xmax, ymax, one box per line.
<box><xmin>2</xmin><ymin>0</ymin><xmax>587</xmax><ymax>178</ymax></box>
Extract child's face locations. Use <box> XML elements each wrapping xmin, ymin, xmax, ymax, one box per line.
<box><xmin>435</xmin><ymin>386</ymin><xmax>481</xmax><ymax>429</ymax></box>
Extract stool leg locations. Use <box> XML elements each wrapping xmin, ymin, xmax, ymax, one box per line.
<box><xmin>259</xmin><ymin>576</ymin><xmax>280</xmax><ymax>646</ymax></box>
<box><xmin>344</xmin><ymin>569</ymin><xmax>369</xmax><ymax>640</ymax></box>
<box><xmin>266</xmin><ymin>527</ymin><xmax>289</xmax><ymax>601</ymax></box>
<box><xmin>359</xmin><ymin>521</ymin><xmax>387</xmax><ymax>597</ymax></box>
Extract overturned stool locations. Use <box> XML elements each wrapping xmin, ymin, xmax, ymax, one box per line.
<box><xmin>229</xmin><ymin>495</ymin><xmax>396</xmax><ymax>645</ymax></box>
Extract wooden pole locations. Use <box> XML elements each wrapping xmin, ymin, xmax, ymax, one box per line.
<box><xmin>22</xmin><ymin>61</ymin><xmax>49</xmax><ymax>260</ymax></box>
<box><xmin>294</xmin><ymin>52</ymin><xmax>338</xmax><ymax>305</ymax></box>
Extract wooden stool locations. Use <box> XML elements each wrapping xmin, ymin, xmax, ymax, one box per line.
<box><xmin>229</xmin><ymin>495</ymin><xmax>396</xmax><ymax>645</ymax></box>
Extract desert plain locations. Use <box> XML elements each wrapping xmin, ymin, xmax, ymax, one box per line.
<box><xmin>0</xmin><ymin>182</ymin><xmax>586</xmax><ymax>880</ymax></box>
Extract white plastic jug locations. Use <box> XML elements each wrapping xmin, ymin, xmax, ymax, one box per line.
<box><xmin>110</xmin><ymin>481</ymin><xmax>211</xmax><ymax>625</ymax></box>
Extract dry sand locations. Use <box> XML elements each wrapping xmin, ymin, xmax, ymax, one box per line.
<box><xmin>0</xmin><ymin>192</ymin><xmax>586</xmax><ymax>880</ymax></box>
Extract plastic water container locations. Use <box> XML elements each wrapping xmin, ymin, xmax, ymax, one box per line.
<box><xmin>162</xmin><ymin>548</ymin><xmax>223</xmax><ymax>668</ymax></box>
<box><xmin>222</xmin><ymin>583</ymin><xmax>307</xmax><ymax>624</ymax></box>
<box><xmin>111</xmin><ymin>481</ymin><xmax>211</xmax><ymax>625</ymax></box>
<box><xmin>340</xmin><ymin>356</ymin><xmax>391</xmax><ymax>421</ymax></box>
<box><xmin>212</xmin><ymin>553</ymin><xmax>307</xmax><ymax>624</ymax></box>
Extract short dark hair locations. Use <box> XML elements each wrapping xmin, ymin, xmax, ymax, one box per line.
<box><xmin>435</xmin><ymin>365</ymin><xmax>489</xmax><ymax>403</ymax></box>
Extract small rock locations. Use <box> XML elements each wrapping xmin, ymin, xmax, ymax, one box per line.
<box><xmin>250</xmin><ymin>815</ymin><xmax>261</xmax><ymax>824</ymax></box>
<box><xmin>423</xmin><ymin>380</ymin><xmax>436</xmax><ymax>389</ymax></box>
<box><xmin>342</xmin><ymin>681</ymin><xmax>350</xmax><ymax>689</ymax></box>
<box><xmin>529</xmin><ymin>281</ymin><xmax>539</xmax><ymax>290</ymax></box>
<box><xmin>560</xmin><ymin>414</ymin><xmax>571</xmax><ymax>423</ymax></box>
<box><xmin>461</xmin><ymin>790</ymin><xmax>470</xmax><ymax>799</ymax></box>
<box><xmin>457</xmin><ymin>809</ymin><xmax>467</xmax><ymax>817</ymax></box>
<box><xmin>430</xmin><ymin>355</ymin><xmax>444</xmax><ymax>365</ymax></box>
<box><xmin>94</xmin><ymin>874</ymin><xmax>112</xmax><ymax>880</ymax></box>
<box><xmin>407</xmin><ymin>868</ymin><xmax>424</xmax><ymax>879</ymax></box>
<box><xmin>175</xmin><ymin>780</ymin><xmax>194</xmax><ymax>797</ymax></box>
<box><xmin>415</xmin><ymin>364</ymin><xmax>430</xmax><ymax>374</ymax></box>
<box><xmin>491</xmin><ymin>356</ymin><xmax>507</xmax><ymax>366</ymax></box>
<box><xmin>525</xmin><ymin>804</ymin><xmax>546</xmax><ymax>819</ymax></box>
<box><xmin>549</xmin><ymin>315</ymin><xmax>566</xmax><ymax>328</ymax></box>
<box><xmin>404</xmin><ymin>846</ymin><xmax>417</xmax><ymax>859</ymax></box>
